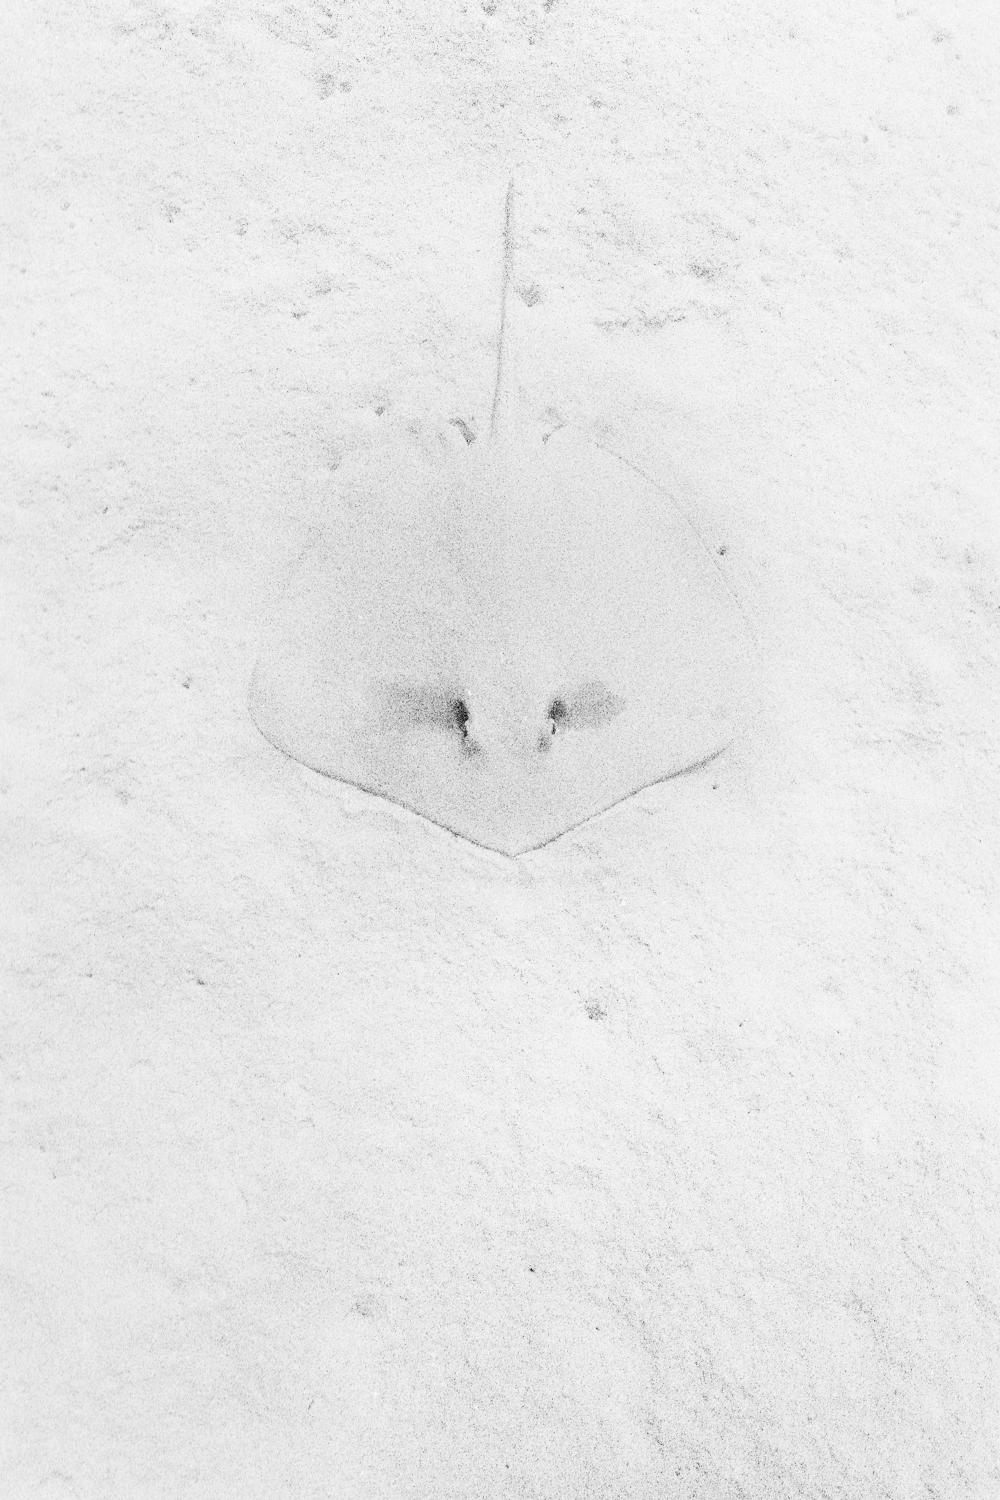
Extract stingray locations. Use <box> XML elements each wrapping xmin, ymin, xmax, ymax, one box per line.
<box><xmin>249</xmin><ymin>182</ymin><xmax>752</xmax><ymax>855</ymax></box>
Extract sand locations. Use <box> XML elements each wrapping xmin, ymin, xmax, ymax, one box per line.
<box><xmin>3</xmin><ymin>1</ymin><xmax>998</xmax><ymax>1495</ymax></box>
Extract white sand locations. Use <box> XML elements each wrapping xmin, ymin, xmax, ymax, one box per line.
<box><xmin>3</xmin><ymin>1</ymin><xmax>998</xmax><ymax>1495</ymax></box>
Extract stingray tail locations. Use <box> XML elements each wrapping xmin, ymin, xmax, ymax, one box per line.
<box><xmin>488</xmin><ymin>177</ymin><xmax>516</xmax><ymax>441</ymax></box>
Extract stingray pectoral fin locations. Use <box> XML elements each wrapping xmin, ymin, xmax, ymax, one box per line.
<box><xmin>377</xmin><ymin>678</ymin><xmax>464</xmax><ymax>732</ymax></box>
<box><xmin>538</xmin><ymin>424</ymin><xmax>753</xmax><ymax>745</ymax></box>
<box><xmin>564</xmin><ymin>680</ymin><xmax>628</xmax><ymax>728</ymax></box>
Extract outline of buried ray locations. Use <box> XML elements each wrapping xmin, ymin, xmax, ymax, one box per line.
<box><xmin>249</xmin><ymin>181</ymin><xmax>754</xmax><ymax>855</ymax></box>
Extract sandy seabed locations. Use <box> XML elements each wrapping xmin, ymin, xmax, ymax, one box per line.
<box><xmin>2</xmin><ymin>2</ymin><xmax>999</xmax><ymax>1496</ymax></box>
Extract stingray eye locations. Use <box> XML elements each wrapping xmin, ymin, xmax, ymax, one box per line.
<box><xmin>452</xmin><ymin>698</ymin><xmax>470</xmax><ymax>739</ymax></box>
<box><xmin>548</xmin><ymin>697</ymin><xmax>567</xmax><ymax>734</ymax></box>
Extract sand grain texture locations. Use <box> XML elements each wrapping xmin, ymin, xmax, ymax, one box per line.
<box><xmin>2</xmin><ymin>1</ymin><xmax>999</xmax><ymax>1496</ymax></box>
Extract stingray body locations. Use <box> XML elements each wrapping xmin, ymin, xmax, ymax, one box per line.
<box><xmin>249</xmin><ymin>184</ymin><xmax>751</xmax><ymax>854</ymax></box>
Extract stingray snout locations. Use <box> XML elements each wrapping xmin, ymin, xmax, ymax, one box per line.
<box><xmin>459</xmin><ymin>720</ymin><xmax>554</xmax><ymax>766</ymax></box>
<box><xmin>456</xmin><ymin>694</ymin><xmax>566</xmax><ymax>764</ymax></box>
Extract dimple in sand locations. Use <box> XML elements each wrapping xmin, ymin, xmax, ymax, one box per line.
<box><xmin>249</xmin><ymin>182</ymin><xmax>753</xmax><ymax>854</ymax></box>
